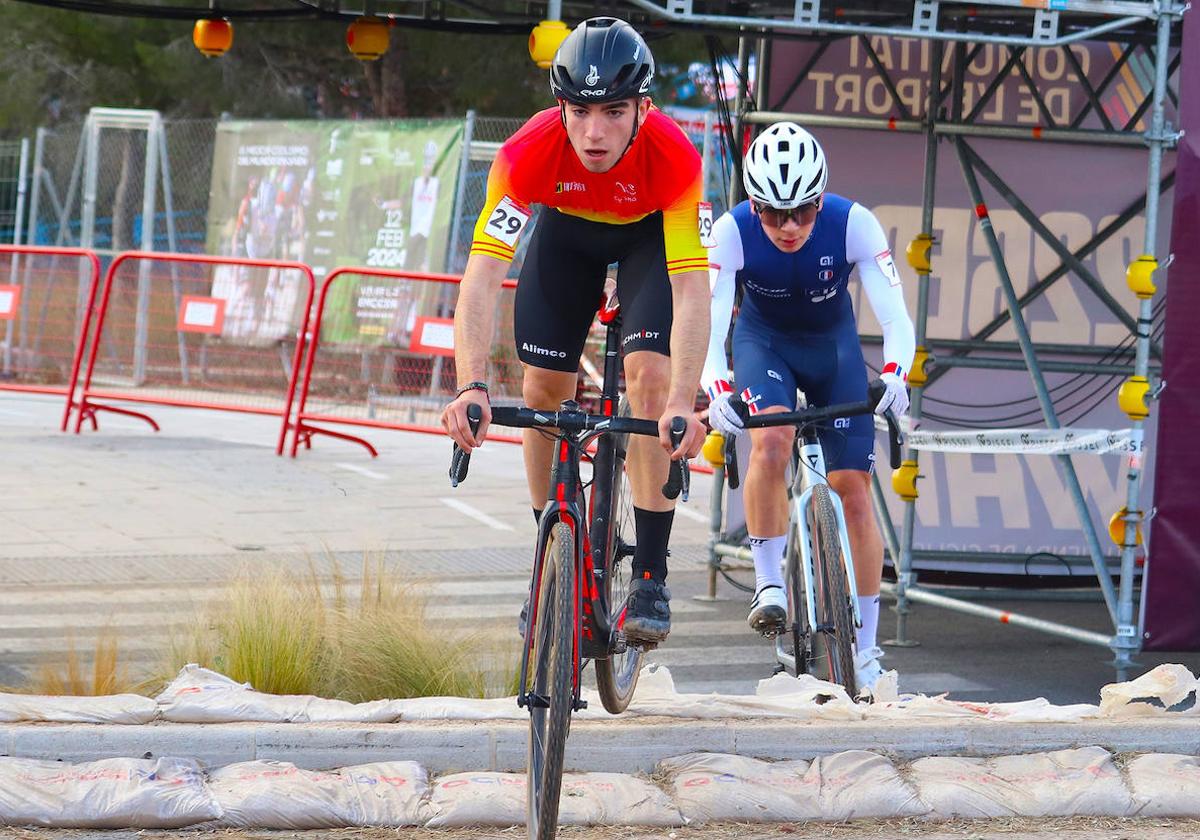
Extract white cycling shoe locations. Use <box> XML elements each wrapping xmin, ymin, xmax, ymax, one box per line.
<box><xmin>853</xmin><ymin>645</ymin><xmax>887</xmax><ymax>697</ymax></box>
<box><xmin>747</xmin><ymin>585</ymin><xmax>788</xmax><ymax>636</ymax></box>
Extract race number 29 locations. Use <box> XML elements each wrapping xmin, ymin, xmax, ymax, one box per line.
<box><xmin>698</xmin><ymin>202</ymin><xmax>716</xmax><ymax>247</ymax></box>
<box><xmin>486</xmin><ymin>196</ymin><xmax>531</xmax><ymax>247</ymax></box>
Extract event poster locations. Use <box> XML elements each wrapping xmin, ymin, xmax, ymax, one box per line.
<box><xmin>206</xmin><ymin>119</ymin><xmax>464</xmax><ymax>346</ymax></box>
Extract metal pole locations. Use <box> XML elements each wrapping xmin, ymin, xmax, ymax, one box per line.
<box><xmin>962</xmin><ymin>141</ymin><xmax>1155</xmax><ymax>350</ymax></box>
<box><xmin>1114</xmin><ymin>1</ymin><xmax>1179</xmax><ymax>677</ymax></box>
<box><xmin>701</xmin><ymin>462</ymin><xmax>728</xmax><ymax>601</ymax></box>
<box><xmin>743</xmin><ymin>110</ymin><xmax>1149</xmax><ymax>147</ymax></box>
<box><xmin>892</xmin><ymin>38</ymin><xmax>943</xmax><ymax>648</ymax></box>
<box><xmin>432</xmin><ymin>112</ymin><xmax>476</xmax><ymax>397</ymax></box>
<box><xmin>4</xmin><ymin>138</ymin><xmax>28</xmax><ymax>375</ymax></box>
<box><xmin>134</xmin><ymin>117</ymin><xmax>160</xmax><ymax>386</ymax></box>
<box><xmin>156</xmin><ymin>115</ymin><xmax>190</xmax><ymax>386</ymax></box>
<box><xmin>880</xmin><ymin>582</ymin><xmax>1114</xmax><ymax>648</ymax></box>
<box><xmin>931</xmin><ymin>355</ymin><xmax>1146</xmax><ymax>375</ymax></box>
<box><xmin>729</xmin><ymin>31</ymin><xmax>751</xmax><ymax>210</ymax></box>
<box><xmin>954</xmin><ymin>138</ymin><xmax>1121</xmax><ymax>627</ymax></box>
<box><xmin>445</xmin><ymin>111</ymin><xmax>475</xmax><ymax>275</ymax></box>
<box><xmin>19</xmin><ymin>129</ymin><xmax>45</xmax><ymax>364</ymax></box>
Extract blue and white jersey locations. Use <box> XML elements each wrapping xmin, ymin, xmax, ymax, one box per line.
<box><xmin>729</xmin><ymin>193</ymin><xmax>858</xmax><ymax>333</ymax></box>
<box><xmin>701</xmin><ymin>195</ymin><xmax>915</xmax><ymax>395</ymax></box>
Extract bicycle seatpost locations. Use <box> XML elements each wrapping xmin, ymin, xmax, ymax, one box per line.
<box><xmin>449</xmin><ymin>403</ymin><xmax>482</xmax><ymax>487</ymax></box>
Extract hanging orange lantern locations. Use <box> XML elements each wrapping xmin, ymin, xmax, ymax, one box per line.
<box><xmin>347</xmin><ymin>17</ymin><xmax>390</xmax><ymax>61</ymax></box>
<box><xmin>193</xmin><ymin>18</ymin><xmax>234</xmax><ymax>58</ymax></box>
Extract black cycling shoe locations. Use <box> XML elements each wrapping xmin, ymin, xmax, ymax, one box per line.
<box><xmin>622</xmin><ymin>577</ymin><xmax>671</xmax><ymax>646</ymax></box>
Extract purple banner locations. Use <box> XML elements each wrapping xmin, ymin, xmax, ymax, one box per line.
<box><xmin>1145</xmin><ymin>12</ymin><xmax>1200</xmax><ymax>651</ymax></box>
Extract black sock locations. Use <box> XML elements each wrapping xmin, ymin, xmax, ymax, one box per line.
<box><xmin>533</xmin><ymin>507</ymin><xmax>543</xmax><ymax>527</ymax></box>
<box><xmin>631</xmin><ymin>507</ymin><xmax>673</xmax><ymax>583</ymax></box>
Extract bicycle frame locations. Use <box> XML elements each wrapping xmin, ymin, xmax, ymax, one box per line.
<box><xmin>519</xmin><ymin>297</ymin><xmax>627</xmax><ymax>714</ymax></box>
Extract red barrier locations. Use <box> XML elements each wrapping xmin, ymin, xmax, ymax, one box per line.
<box><xmin>0</xmin><ymin>246</ymin><xmax>101</xmax><ymax>432</ymax></box>
<box><xmin>73</xmin><ymin>252</ymin><xmax>315</xmax><ymax>454</ymax></box>
<box><xmin>289</xmin><ymin>267</ymin><xmax>522</xmax><ymax>457</ymax></box>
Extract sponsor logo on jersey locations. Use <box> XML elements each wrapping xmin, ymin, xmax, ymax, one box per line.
<box><xmin>820</xmin><ymin>255</ymin><xmax>834</xmax><ymax>267</ymax></box>
<box><xmin>586</xmin><ymin>65</ymin><xmax>600</xmax><ymax>85</ymax></box>
<box><xmin>834</xmin><ymin>417</ymin><xmax>851</xmax><ymax>429</ymax></box>
<box><xmin>555</xmin><ymin>181</ymin><xmax>586</xmax><ymax>193</ymax></box>
<box><xmin>622</xmin><ymin>329</ymin><xmax>660</xmax><ymax>346</ymax></box>
<box><xmin>522</xmin><ymin>342</ymin><xmax>567</xmax><ymax>358</ymax></box>
<box><xmin>614</xmin><ymin>181</ymin><xmax>638</xmax><ymax>203</ymax></box>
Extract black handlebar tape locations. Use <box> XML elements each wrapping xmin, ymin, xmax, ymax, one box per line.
<box><xmin>449</xmin><ymin>402</ymin><xmax>483</xmax><ymax>487</ymax></box>
<box><xmin>662</xmin><ymin>416</ymin><xmax>689</xmax><ymax>501</ymax></box>
<box><xmin>867</xmin><ymin>378</ymin><xmax>887</xmax><ymax>412</ymax></box>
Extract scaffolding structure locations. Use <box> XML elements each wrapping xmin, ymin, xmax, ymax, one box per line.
<box><xmin>687</xmin><ymin>0</ymin><xmax>1184</xmax><ymax>678</ymax></box>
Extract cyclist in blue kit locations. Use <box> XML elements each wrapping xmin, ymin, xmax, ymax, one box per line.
<box><xmin>701</xmin><ymin>122</ymin><xmax>915</xmax><ymax>694</ymax></box>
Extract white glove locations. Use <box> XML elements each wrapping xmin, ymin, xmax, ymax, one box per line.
<box><xmin>707</xmin><ymin>381</ymin><xmax>745</xmax><ymax>437</ymax></box>
<box><xmin>875</xmin><ymin>371</ymin><xmax>909</xmax><ymax>418</ymax></box>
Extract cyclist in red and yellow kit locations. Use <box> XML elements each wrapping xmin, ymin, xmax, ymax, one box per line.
<box><xmin>441</xmin><ymin>17</ymin><xmax>710</xmax><ymax>644</ymax></box>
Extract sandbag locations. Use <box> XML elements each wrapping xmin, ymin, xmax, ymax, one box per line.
<box><xmin>208</xmin><ymin>759</ymin><xmax>426</xmax><ymax>828</ymax></box>
<box><xmin>1126</xmin><ymin>753</ymin><xmax>1200</xmax><ymax>817</ymax></box>
<box><xmin>0</xmin><ymin>757</ymin><xmax>219</xmax><ymax>828</ymax></box>
<box><xmin>0</xmin><ymin>692</ymin><xmax>157</xmax><ymax>724</ymax></box>
<box><xmin>661</xmin><ymin>750</ymin><xmax>925</xmax><ymax>822</ymax></box>
<box><xmin>910</xmin><ymin>747</ymin><xmax>1134</xmax><ymax>817</ymax></box>
<box><xmin>421</xmin><ymin>771</ymin><xmax>680</xmax><ymax>827</ymax></box>
<box><xmin>156</xmin><ymin>664</ymin><xmax>404</xmax><ymax>723</ymax></box>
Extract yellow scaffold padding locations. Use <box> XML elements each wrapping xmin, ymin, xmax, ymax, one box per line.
<box><xmin>1109</xmin><ymin>507</ymin><xmax>1143</xmax><ymax>546</ymax></box>
<box><xmin>193</xmin><ymin>18</ymin><xmax>233</xmax><ymax>57</ymax></box>
<box><xmin>908</xmin><ymin>346</ymin><xmax>930</xmax><ymax>387</ymax></box>
<box><xmin>528</xmin><ymin>20</ymin><xmax>570</xmax><ymax>69</ymax></box>
<box><xmin>1126</xmin><ymin>254</ymin><xmax>1158</xmax><ymax>299</ymax></box>
<box><xmin>1118</xmin><ymin>376</ymin><xmax>1151</xmax><ymax>420</ymax></box>
<box><xmin>906</xmin><ymin>233</ymin><xmax>934</xmax><ymax>274</ymax></box>
<box><xmin>892</xmin><ymin>459</ymin><xmax>920</xmax><ymax>501</ymax></box>
<box><xmin>702</xmin><ymin>430</ymin><xmax>726</xmax><ymax>467</ymax></box>
<box><xmin>346</xmin><ymin>17</ymin><xmax>390</xmax><ymax>61</ymax></box>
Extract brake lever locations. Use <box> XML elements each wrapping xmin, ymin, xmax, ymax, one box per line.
<box><xmin>662</xmin><ymin>416</ymin><xmax>690</xmax><ymax>502</ymax></box>
<box><xmin>449</xmin><ymin>402</ymin><xmax>483</xmax><ymax>487</ymax></box>
<box><xmin>884</xmin><ymin>408</ymin><xmax>903</xmax><ymax>471</ymax></box>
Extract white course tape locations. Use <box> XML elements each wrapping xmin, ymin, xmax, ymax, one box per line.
<box><xmin>901</xmin><ymin>427</ymin><xmax>1143</xmax><ymax>456</ymax></box>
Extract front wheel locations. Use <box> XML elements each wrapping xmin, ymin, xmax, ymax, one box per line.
<box><xmin>808</xmin><ymin>485</ymin><xmax>858</xmax><ymax>697</ymax></box>
<box><xmin>527</xmin><ymin>521</ymin><xmax>575</xmax><ymax>840</ymax></box>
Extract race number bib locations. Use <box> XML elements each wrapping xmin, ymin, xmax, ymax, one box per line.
<box><xmin>698</xmin><ymin>202</ymin><xmax>716</xmax><ymax>248</ymax></box>
<box><xmin>486</xmin><ymin>196</ymin><xmax>532</xmax><ymax>247</ymax></box>
<box><xmin>875</xmin><ymin>249</ymin><xmax>901</xmax><ymax>287</ymax></box>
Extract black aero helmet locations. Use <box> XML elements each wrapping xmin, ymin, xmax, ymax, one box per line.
<box><xmin>549</xmin><ymin>17</ymin><xmax>654</xmax><ymax>104</ymax></box>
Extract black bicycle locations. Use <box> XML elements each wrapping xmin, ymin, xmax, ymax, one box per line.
<box><xmin>724</xmin><ymin>381</ymin><xmax>902</xmax><ymax>696</ymax></box>
<box><xmin>448</xmin><ymin>295</ymin><xmax>688</xmax><ymax>840</ymax></box>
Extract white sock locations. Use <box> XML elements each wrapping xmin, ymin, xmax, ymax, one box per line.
<box><xmin>857</xmin><ymin>594</ymin><xmax>881</xmax><ymax>652</ymax></box>
<box><xmin>749</xmin><ymin>535</ymin><xmax>786</xmax><ymax>593</ymax></box>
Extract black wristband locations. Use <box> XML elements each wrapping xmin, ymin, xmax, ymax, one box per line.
<box><xmin>456</xmin><ymin>381</ymin><xmax>489</xmax><ymax>399</ymax></box>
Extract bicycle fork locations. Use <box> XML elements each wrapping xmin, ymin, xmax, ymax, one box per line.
<box><xmin>792</xmin><ymin>438</ymin><xmax>863</xmax><ymax>636</ymax></box>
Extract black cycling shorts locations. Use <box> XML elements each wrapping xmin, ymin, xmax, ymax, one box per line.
<box><xmin>513</xmin><ymin>209</ymin><xmax>673</xmax><ymax>373</ymax></box>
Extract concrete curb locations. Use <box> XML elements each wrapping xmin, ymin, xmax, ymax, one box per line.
<box><xmin>5</xmin><ymin>718</ymin><xmax>1199</xmax><ymax>773</ymax></box>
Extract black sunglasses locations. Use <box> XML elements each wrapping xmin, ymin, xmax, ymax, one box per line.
<box><xmin>752</xmin><ymin>198</ymin><xmax>821</xmax><ymax>228</ymax></box>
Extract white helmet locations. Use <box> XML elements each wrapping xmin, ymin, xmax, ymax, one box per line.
<box><xmin>742</xmin><ymin>122</ymin><xmax>828</xmax><ymax>209</ymax></box>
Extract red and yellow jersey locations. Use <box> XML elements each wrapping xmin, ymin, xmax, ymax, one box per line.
<box><xmin>470</xmin><ymin>107</ymin><xmax>708</xmax><ymax>277</ymax></box>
